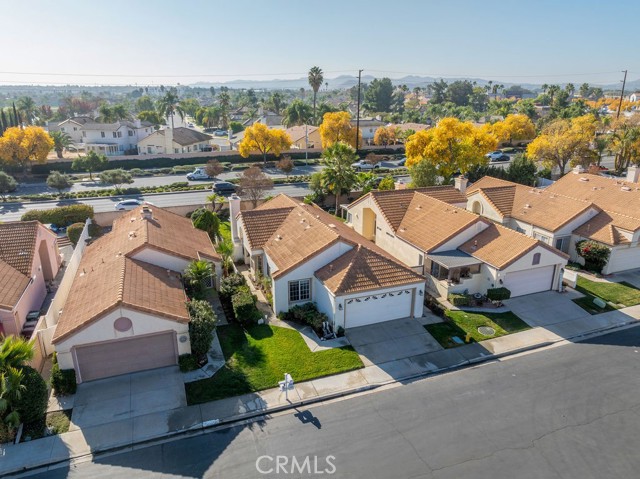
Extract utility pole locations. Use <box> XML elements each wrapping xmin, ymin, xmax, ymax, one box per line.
<box><xmin>355</xmin><ymin>69</ymin><xmax>363</xmax><ymax>156</ymax></box>
<box><xmin>617</xmin><ymin>70</ymin><xmax>628</xmax><ymax>119</ymax></box>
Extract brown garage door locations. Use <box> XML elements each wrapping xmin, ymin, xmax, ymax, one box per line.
<box><xmin>74</xmin><ymin>332</ymin><xmax>177</xmax><ymax>382</ymax></box>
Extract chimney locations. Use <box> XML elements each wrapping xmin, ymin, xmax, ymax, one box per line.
<box><xmin>141</xmin><ymin>205</ymin><xmax>153</xmax><ymax>219</ymax></box>
<box><xmin>134</xmin><ymin>119</ymin><xmax>141</xmax><ymax>128</ymax></box>
<box><xmin>573</xmin><ymin>165</ymin><xmax>586</xmax><ymax>175</ymax></box>
<box><xmin>164</xmin><ymin>127</ymin><xmax>174</xmax><ymax>154</ymax></box>
<box><xmin>454</xmin><ymin>175</ymin><xmax>469</xmax><ymax>194</ymax></box>
<box><xmin>626</xmin><ymin>165</ymin><xmax>640</xmax><ymax>184</ymax></box>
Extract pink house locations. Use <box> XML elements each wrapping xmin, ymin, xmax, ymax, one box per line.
<box><xmin>0</xmin><ymin>221</ymin><xmax>62</xmax><ymax>336</ymax></box>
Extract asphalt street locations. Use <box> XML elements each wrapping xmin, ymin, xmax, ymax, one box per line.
<box><xmin>24</xmin><ymin>326</ymin><xmax>640</xmax><ymax>479</ymax></box>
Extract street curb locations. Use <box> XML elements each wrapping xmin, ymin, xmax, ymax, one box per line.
<box><xmin>4</xmin><ymin>318</ymin><xmax>639</xmax><ymax>477</ymax></box>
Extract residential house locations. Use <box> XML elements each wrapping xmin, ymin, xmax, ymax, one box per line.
<box><xmin>630</xmin><ymin>92</ymin><xmax>640</xmax><ymax>103</ymax></box>
<box><xmin>52</xmin><ymin>206</ymin><xmax>221</xmax><ymax>383</ymax></box>
<box><xmin>345</xmin><ymin>184</ymin><xmax>568</xmax><ymax>299</ymax></box>
<box><xmin>232</xmin><ymin>194</ymin><xmax>425</xmax><ymax>330</ymax></box>
<box><xmin>54</xmin><ymin>118</ymin><xmax>155</xmax><ymax>156</ymax></box>
<box><xmin>0</xmin><ymin>222</ymin><xmax>62</xmax><ymax>336</ymax></box>
<box><xmin>350</xmin><ymin>118</ymin><xmax>385</xmax><ymax>144</ymax></box>
<box><xmin>137</xmin><ymin>127</ymin><xmax>213</xmax><ymax>155</ymax></box>
<box><xmin>282</xmin><ymin>125</ymin><xmax>322</xmax><ymax>149</ymax></box>
<box><xmin>387</xmin><ymin>122</ymin><xmax>431</xmax><ymax>138</ymax></box>
<box><xmin>466</xmin><ymin>167</ymin><xmax>640</xmax><ymax>275</ymax></box>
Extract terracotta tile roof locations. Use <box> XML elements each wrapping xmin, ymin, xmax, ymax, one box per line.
<box><xmin>240</xmin><ymin>207</ymin><xmax>296</xmax><ymax>249</ymax></box>
<box><xmin>349</xmin><ymin>187</ymin><xmax>467</xmax><ymax>231</ymax></box>
<box><xmin>573</xmin><ymin>210</ymin><xmax>637</xmax><ymax>246</ymax></box>
<box><xmin>469</xmin><ymin>176</ymin><xmax>594</xmax><ymax>232</ymax></box>
<box><xmin>315</xmin><ymin>244</ymin><xmax>423</xmax><ymax>295</ymax></box>
<box><xmin>396</xmin><ymin>193</ymin><xmax>480</xmax><ymax>252</ymax></box>
<box><xmin>0</xmin><ymin>222</ymin><xmax>54</xmax><ymax>310</ymax></box>
<box><xmin>546</xmin><ymin>172</ymin><xmax>640</xmax><ymax>222</ymax></box>
<box><xmin>283</xmin><ymin>125</ymin><xmax>319</xmax><ymax>142</ymax></box>
<box><xmin>241</xmin><ymin>194</ymin><xmax>423</xmax><ymax>290</ymax></box>
<box><xmin>52</xmin><ymin>206</ymin><xmax>213</xmax><ymax>343</ymax></box>
<box><xmin>459</xmin><ymin>222</ymin><xmax>567</xmax><ymax>269</ymax></box>
<box><xmin>156</xmin><ymin>127</ymin><xmax>212</xmax><ymax>146</ymax></box>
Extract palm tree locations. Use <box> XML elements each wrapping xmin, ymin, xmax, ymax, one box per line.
<box><xmin>0</xmin><ymin>335</ymin><xmax>34</xmax><ymax>371</ymax></box>
<box><xmin>282</xmin><ymin>100</ymin><xmax>312</xmax><ymax>127</ymax></box>
<box><xmin>216</xmin><ymin>240</ymin><xmax>234</xmax><ymax>276</ymax></box>
<box><xmin>206</xmin><ymin>193</ymin><xmax>226</xmax><ymax>213</ymax></box>
<box><xmin>112</xmin><ymin>104</ymin><xmax>129</xmax><ymax>121</ymax></box>
<box><xmin>98</xmin><ymin>104</ymin><xmax>116</xmax><ymax>123</ymax></box>
<box><xmin>321</xmin><ymin>142</ymin><xmax>358</xmax><ymax>213</ymax></box>
<box><xmin>157</xmin><ymin>89</ymin><xmax>185</xmax><ymax>129</ymax></box>
<box><xmin>16</xmin><ymin>97</ymin><xmax>36</xmax><ymax>125</ymax></box>
<box><xmin>218</xmin><ymin>92</ymin><xmax>231</xmax><ymax>129</ymax></box>
<box><xmin>50</xmin><ymin>131</ymin><xmax>72</xmax><ymax>159</ymax></box>
<box><xmin>0</xmin><ymin>368</ymin><xmax>25</xmax><ymax>428</ymax></box>
<box><xmin>308</xmin><ymin>66</ymin><xmax>324</xmax><ymax>125</ymax></box>
<box><xmin>184</xmin><ymin>260</ymin><xmax>214</xmax><ymax>298</ymax></box>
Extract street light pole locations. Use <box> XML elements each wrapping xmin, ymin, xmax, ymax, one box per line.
<box><xmin>617</xmin><ymin>70</ymin><xmax>628</xmax><ymax>120</ymax></box>
<box><xmin>355</xmin><ymin>69</ymin><xmax>363</xmax><ymax>156</ymax></box>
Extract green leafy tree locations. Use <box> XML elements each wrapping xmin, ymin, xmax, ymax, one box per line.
<box><xmin>184</xmin><ymin>260</ymin><xmax>214</xmax><ymax>300</ymax></box>
<box><xmin>282</xmin><ymin>100</ymin><xmax>312</xmax><ymax>127</ymax></box>
<box><xmin>506</xmin><ymin>155</ymin><xmax>537</xmax><ymax>186</ymax></box>
<box><xmin>378</xmin><ymin>175</ymin><xmax>395</xmax><ymax>191</ymax></box>
<box><xmin>427</xmin><ymin>80</ymin><xmax>448</xmax><ymax>104</ymax></box>
<box><xmin>13</xmin><ymin>366</ymin><xmax>47</xmax><ymax>424</ymax></box>
<box><xmin>446</xmin><ymin>80</ymin><xmax>474</xmax><ymax>107</ymax></box>
<box><xmin>138</xmin><ymin>110</ymin><xmax>164</xmax><ymax>129</ymax></box>
<box><xmin>363</xmin><ymin>78</ymin><xmax>394</xmax><ymax>112</ymax></box>
<box><xmin>16</xmin><ymin>97</ymin><xmax>36</xmax><ymax>124</ymax></box>
<box><xmin>46</xmin><ymin>171</ymin><xmax>73</xmax><ymax>194</ymax></box>
<box><xmin>191</xmin><ymin>208</ymin><xmax>220</xmax><ymax>240</ymax></box>
<box><xmin>0</xmin><ymin>172</ymin><xmax>17</xmax><ymax>202</ymax></box>
<box><xmin>409</xmin><ymin>161</ymin><xmax>438</xmax><ymax>187</ymax></box>
<box><xmin>229</xmin><ymin>121</ymin><xmax>244</xmax><ymax>133</ymax></box>
<box><xmin>321</xmin><ymin>142</ymin><xmax>358</xmax><ymax>212</ymax></box>
<box><xmin>187</xmin><ymin>299</ymin><xmax>217</xmax><ymax>360</ymax></box>
<box><xmin>72</xmin><ymin>151</ymin><xmax>109</xmax><ymax>180</ymax></box>
<box><xmin>575</xmin><ymin>240</ymin><xmax>610</xmax><ymax>273</ymax></box>
<box><xmin>50</xmin><ymin>130</ymin><xmax>72</xmax><ymax>159</ymax></box>
<box><xmin>99</xmin><ymin>169</ymin><xmax>133</xmax><ymax>191</ymax></box>
<box><xmin>135</xmin><ymin>95</ymin><xmax>155</xmax><ymax>112</ymax></box>
<box><xmin>308</xmin><ymin>66</ymin><xmax>324</xmax><ymax>125</ymax></box>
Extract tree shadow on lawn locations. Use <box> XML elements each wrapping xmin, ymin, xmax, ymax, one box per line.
<box><xmin>219</xmin><ymin>323</ymin><xmax>268</xmax><ymax>368</ymax></box>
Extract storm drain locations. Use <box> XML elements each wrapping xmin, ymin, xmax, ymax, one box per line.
<box><xmin>478</xmin><ymin>326</ymin><xmax>496</xmax><ymax>336</ymax></box>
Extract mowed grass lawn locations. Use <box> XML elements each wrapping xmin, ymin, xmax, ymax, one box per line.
<box><xmin>218</xmin><ymin>221</ymin><xmax>232</xmax><ymax>243</ymax></box>
<box><xmin>426</xmin><ymin>311</ymin><xmax>530</xmax><ymax>349</ymax></box>
<box><xmin>575</xmin><ymin>276</ymin><xmax>640</xmax><ymax>309</ymax></box>
<box><xmin>186</xmin><ymin>324</ymin><xmax>363</xmax><ymax>404</ymax></box>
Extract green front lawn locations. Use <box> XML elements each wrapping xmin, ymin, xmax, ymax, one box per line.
<box><xmin>426</xmin><ymin>311</ymin><xmax>530</xmax><ymax>349</ymax></box>
<box><xmin>185</xmin><ymin>324</ymin><xmax>363</xmax><ymax>404</ymax></box>
<box><xmin>21</xmin><ymin>410</ymin><xmax>72</xmax><ymax>442</ymax></box>
<box><xmin>572</xmin><ymin>295</ymin><xmax>617</xmax><ymax>315</ymax></box>
<box><xmin>575</xmin><ymin>277</ymin><xmax>640</xmax><ymax>307</ymax></box>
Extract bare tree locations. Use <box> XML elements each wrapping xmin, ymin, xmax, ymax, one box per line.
<box><xmin>204</xmin><ymin>159</ymin><xmax>224</xmax><ymax>179</ymax></box>
<box><xmin>276</xmin><ymin>156</ymin><xmax>295</xmax><ymax>180</ymax></box>
<box><xmin>238</xmin><ymin>166</ymin><xmax>274</xmax><ymax>208</ymax></box>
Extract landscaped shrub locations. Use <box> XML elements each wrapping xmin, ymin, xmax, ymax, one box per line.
<box><xmin>0</xmin><ymin>422</ymin><xmax>16</xmax><ymax>444</ymax></box>
<box><xmin>279</xmin><ymin>302</ymin><xmax>328</xmax><ymax>333</ymax></box>
<box><xmin>50</xmin><ymin>353</ymin><xmax>77</xmax><ymax>396</ymax></box>
<box><xmin>231</xmin><ymin>288</ymin><xmax>261</xmax><ymax>324</ymax></box>
<box><xmin>21</xmin><ymin>204</ymin><xmax>94</xmax><ymax>226</ymax></box>
<box><xmin>66</xmin><ymin>223</ymin><xmax>85</xmax><ymax>246</ymax></box>
<box><xmin>486</xmin><ymin>287</ymin><xmax>512</xmax><ymax>301</ymax></box>
<box><xmin>219</xmin><ymin>273</ymin><xmax>246</xmax><ymax>300</ymax></box>
<box><xmin>448</xmin><ymin>293</ymin><xmax>470</xmax><ymax>307</ymax></box>
<box><xmin>187</xmin><ymin>299</ymin><xmax>218</xmax><ymax>360</ymax></box>
<box><xmin>14</xmin><ymin>366</ymin><xmax>48</xmax><ymax>424</ymax></box>
<box><xmin>575</xmin><ymin>240</ymin><xmax>611</xmax><ymax>273</ymax></box>
<box><xmin>425</xmin><ymin>294</ymin><xmax>446</xmax><ymax>317</ymax></box>
<box><xmin>179</xmin><ymin>354</ymin><xmax>198</xmax><ymax>372</ymax></box>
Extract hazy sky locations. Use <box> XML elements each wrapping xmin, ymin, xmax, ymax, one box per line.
<box><xmin>1</xmin><ymin>0</ymin><xmax>638</xmax><ymax>86</ymax></box>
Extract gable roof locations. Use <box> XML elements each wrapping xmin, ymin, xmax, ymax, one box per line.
<box><xmin>52</xmin><ymin>206</ymin><xmax>218</xmax><ymax>343</ymax></box>
<box><xmin>240</xmin><ymin>195</ymin><xmax>423</xmax><ymax>291</ymax></box>
<box><xmin>459</xmin><ymin>222</ymin><xmax>567</xmax><ymax>269</ymax></box>
<box><xmin>396</xmin><ymin>193</ymin><xmax>481</xmax><ymax>252</ymax></box>
<box><xmin>283</xmin><ymin>125</ymin><xmax>319</xmax><ymax>142</ymax></box>
<box><xmin>573</xmin><ymin>210</ymin><xmax>636</xmax><ymax>246</ymax></box>
<box><xmin>0</xmin><ymin>222</ymin><xmax>53</xmax><ymax>310</ymax></box>
<box><xmin>315</xmin><ymin>244</ymin><xmax>423</xmax><ymax>295</ymax></box>
<box><xmin>348</xmin><ymin>186</ymin><xmax>467</xmax><ymax>231</ymax></box>
<box><xmin>155</xmin><ymin>127</ymin><xmax>212</xmax><ymax>146</ymax></box>
<box><xmin>468</xmin><ymin>176</ymin><xmax>595</xmax><ymax>232</ymax></box>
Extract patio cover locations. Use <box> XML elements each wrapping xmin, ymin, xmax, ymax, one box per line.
<box><xmin>427</xmin><ymin>250</ymin><xmax>482</xmax><ymax>269</ymax></box>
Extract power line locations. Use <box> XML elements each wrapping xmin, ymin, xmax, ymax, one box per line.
<box><xmin>366</xmin><ymin>69</ymin><xmax>623</xmax><ymax>79</ymax></box>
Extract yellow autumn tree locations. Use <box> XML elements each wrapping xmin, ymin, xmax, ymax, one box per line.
<box><xmin>526</xmin><ymin>114</ymin><xmax>597</xmax><ymax>176</ymax></box>
<box><xmin>373</xmin><ymin>126</ymin><xmax>398</xmax><ymax>146</ymax></box>
<box><xmin>319</xmin><ymin>112</ymin><xmax>361</xmax><ymax>148</ymax></box>
<box><xmin>0</xmin><ymin>126</ymin><xmax>54</xmax><ymax>173</ymax></box>
<box><xmin>238</xmin><ymin>123</ymin><xmax>292</xmax><ymax>164</ymax></box>
<box><xmin>486</xmin><ymin>114</ymin><xmax>536</xmax><ymax>146</ymax></box>
<box><xmin>406</xmin><ymin>117</ymin><xmax>497</xmax><ymax>179</ymax></box>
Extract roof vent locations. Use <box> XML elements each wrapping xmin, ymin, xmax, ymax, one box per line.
<box><xmin>329</xmin><ymin>265</ymin><xmax>334</xmax><ymax>272</ymax></box>
<box><xmin>141</xmin><ymin>205</ymin><xmax>153</xmax><ymax>219</ymax></box>
<box><xmin>128</xmin><ymin>231</ymin><xmax>136</xmax><ymax>238</ymax></box>
<box><xmin>579</xmin><ymin>177</ymin><xmax>589</xmax><ymax>182</ymax></box>
<box><xmin>276</xmin><ymin>234</ymin><xmax>282</xmax><ymax>240</ymax></box>
<box><xmin>328</xmin><ymin>224</ymin><xmax>336</xmax><ymax>228</ymax></box>
<box><xmin>130</xmin><ymin>217</ymin><xmax>136</xmax><ymax>222</ymax></box>
<box><xmin>621</xmin><ymin>186</ymin><xmax>631</xmax><ymax>191</ymax></box>
<box><xmin>524</xmin><ymin>204</ymin><xmax>531</xmax><ymax>209</ymax></box>
<box><xmin>415</xmin><ymin>205</ymin><xmax>422</xmax><ymax>210</ymax></box>
<box><xmin>472</xmin><ymin>240</ymin><xmax>478</xmax><ymax>251</ymax></box>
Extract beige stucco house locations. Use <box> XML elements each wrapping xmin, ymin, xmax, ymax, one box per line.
<box><xmin>52</xmin><ymin>206</ymin><xmax>221</xmax><ymax>383</ymax></box>
<box><xmin>282</xmin><ymin>125</ymin><xmax>322</xmax><ymax>149</ymax></box>
<box><xmin>0</xmin><ymin>222</ymin><xmax>61</xmax><ymax>336</ymax></box>
<box><xmin>137</xmin><ymin>127</ymin><xmax>213</xmax><ymax>155</ymax></box>
<box><xmin>232</xmin><ymin>194</ymin><xmax>425</xmax><ymax>330</ymax></box>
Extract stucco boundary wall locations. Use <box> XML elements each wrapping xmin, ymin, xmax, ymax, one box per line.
<box><xmin>29</xmin><ymin>219</ymin><xmax>92</xmax><ymax>367</ymax></box>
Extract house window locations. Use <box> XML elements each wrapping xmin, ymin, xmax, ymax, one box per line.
<box><xmin>515</xmin><ymin>226</ymin><xmax>526</xmax><ymax>234</ymax></box>
<box><xmin>101</xmin><ymin>132</ymin><xmax>105</xmax><ymax>138</ymax></box>
<box><xmin>112</xmin><ymin>132</ymin><xmax>117</xmax><ymax>138</ymax></box>
<box><xmin>117</xmin><ymin>131</ymin><xmax>122</xmax><ymax>138</ymax></box>
<box><xmin>289</xmin><ymin>279</ymin><xmax>311</xmax><ymax>303</ymax></box>
<box><xmin>82</xmin><ymin>131</ymin><xmax>86</xmax><ymax>137</ymax></box>
<box><xmin>147</xmin><ymin>146</ymin><xmax>152</xmax><ymax>153</ymax></box>
<box><xmin>532</xmin><ymin>252</ymin><xmax>541</xmax><ymax>265</ymax></box>
<box><xmin>128</xmin><ymin>130</ymin><xmax>134</xmax><ymax>136</ymax></box>
<box><xmin>174</xmin><ymin>148</ymin><xmax>179</xmax><ymax>153</ymax></box>
<box><xmin>554</xmin><ymin>237</ymin><xmax>570</xmax><ymax>253</ymax></box>
<box><xmin>533</xmin><ymin>232</ymin><xmax>550</xmax><ymax>244</ymax></box>
<box><xmin>430</xmin><ymin>262</ymin><xmax>449</xmax><ymax>280</ymax></box>
<box><xmin>73</xmin><ymin>127</ymin><xmax>77</xmax><ymax>131</ymax></box>
<box><xmin>418</xmin><ymin>255</ymin><xmax>424</xmax><ymax>266</ymax></box>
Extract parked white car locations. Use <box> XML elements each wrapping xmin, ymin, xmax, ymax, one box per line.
<box><xmin>114</xmin><ymin>200</ymin><xmax>153</xmax><ymax>211</ymax></box>
<box><xmin>352</xmin><ymin>160</ymin><xmax>380</xmax><ymax>171</ymax></box>
<box><xmin>186</xmin><ymin>168</ymin><xmax>212</xmax><ymax>181</ymax></box>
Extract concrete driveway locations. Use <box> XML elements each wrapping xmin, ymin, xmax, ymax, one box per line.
<box><xmin>70</xmin><ymin>366</ymin><xmax>186</xmax><ymax>430</ymax></box>
<box><xmin>346</xmin><ymin>317</ymin><xmax>443</xmax><ymax>367</ymax></box>
<box><xmin>614</xmin><ymin>269</ymin><xmax>640</xmax><ymax>289</ymax></box>
<box><xmin>504</xmin><ymin>290</ymin><xmax>587</xmax><ymax>327</ymax></box>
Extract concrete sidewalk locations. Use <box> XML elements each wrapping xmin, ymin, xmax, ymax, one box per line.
<box><xmin>3</xmin><ymin>303</ymin><xmax>640</xmax><ymax>476</ymax></box>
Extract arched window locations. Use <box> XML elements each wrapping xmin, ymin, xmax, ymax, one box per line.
<box><xmin>472</xmin><ymin>201</ymin><xmax>483</xmax><ymax>215</ymax></box>
<box><xmin>532</xmin><ymin>253</ymin><xmax>541</xmax><ymax>265</ymax></box>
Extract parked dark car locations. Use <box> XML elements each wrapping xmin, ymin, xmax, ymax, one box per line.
<box><xmin>490</xmin><ymin>154</ymin><xmax>510</xmax><ymax>162</ymax></box>
<box><xmin>212</xmin><ymin>181</ymin><xmax>237</xmax><ymax>194</ymax></box>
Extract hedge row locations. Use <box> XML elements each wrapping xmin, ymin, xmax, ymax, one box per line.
<box><xmin>21</xmin><ymin>204</ymin><xmax>94</xmax><ymax>226</ymax></box>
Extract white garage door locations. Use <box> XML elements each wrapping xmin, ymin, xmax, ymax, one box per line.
<box><xmin>74</xmin><ymin>332</ymin><xmax>177</xmax><ymax>382</ymax></box>
<box><xmin>505</xmin><ymin>266</ymin><xmax>555</xmax><ymax>297</ymax></box>
<box><xmin>606</xmin><ymin>246</ymin><xmax>640</xmax><ymax>274</ymax></box>
<box><xmin>345</xmin><ymin>288</ymin><xmax>414</xmax><ymax>329</ymax></box>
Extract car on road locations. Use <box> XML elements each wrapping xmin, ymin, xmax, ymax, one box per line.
<box><xmin>186</xmin><ymin>168</ymin><xmax>212</xmax><ymax>181</ymax></box>
<box><xmin>214</xmin><ymin>130</ymin><xmax>228</xmax><ymax>136</ymax></box>
<box><xmin>187</xmin><ymin>123</ymin><xmax>195</xmax><ymax>128</ymax></box>
<box><xmin>203</xmin><ymin>127</ymin><xmax>216</xmax><ymax>133</ymax></box>
<box><xmin>114</xmin><ymin>199</ymin><xmax>153</xmax><ymax>211</ymax></box>
<box><xmin>212</xmin><ymin>181</ymin><xmax>236</xmax><ymax>194</ymax></box>
<box><xmin>352</xmin><ymin>160</ymin><xmax>380</xmax><ymax>171</ymax></box>
<box><xmin>397</xmin><ymin>157</ymin><xmax>407</xmax><ymax>167</ymax></box>
<box><xmin>485</xmin><ymin>150</ymin><xmax>505</xmax><ymax>160</ymax></box>
<box><xmin>490</xmin><ymin>154</ymin><xmax>510</xmax><ymax>162</ymax></box>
